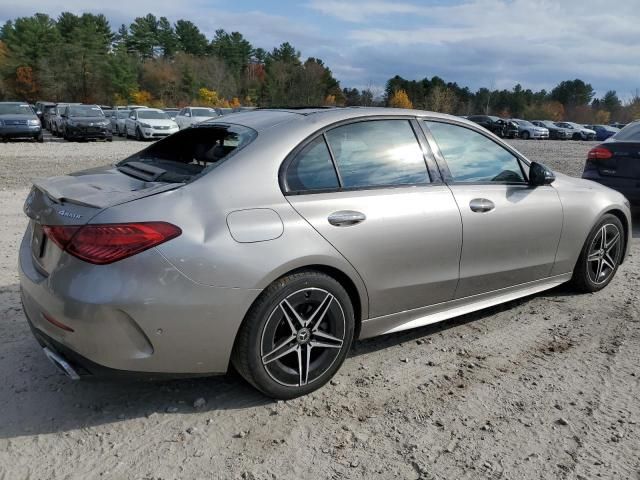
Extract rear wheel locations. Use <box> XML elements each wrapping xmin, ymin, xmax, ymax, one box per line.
<box><xmin>570</xmin><ymin>214</ymin><xmax>624</xmax><ymax>293</ymax></box>
<box><xmin>232</xmin><ymin>271</ymin><xmax>355</xmax><ymax>399</ymax></box>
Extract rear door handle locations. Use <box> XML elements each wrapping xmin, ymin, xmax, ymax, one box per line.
<box><xmin>328</xmin><ymin>210</ymin><xmax>366</xmax><ymax>226</ymax></box>
<box><xmin>469</xmin><ymin>198</ymin><xmax>495</xmax><ymax>213</ymax></box>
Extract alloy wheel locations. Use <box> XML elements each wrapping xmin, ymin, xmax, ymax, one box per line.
<box><xmin>260</xmin><ymin>288</ymin><xmax>346</xmax><ymax>387</ymax></box>
<box><xmin>587</xmin><ymin>223</ymin><xmax>621</xmax><ymax>285</ymax></box>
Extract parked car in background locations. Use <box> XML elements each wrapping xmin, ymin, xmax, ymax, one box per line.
<box><xmin>467</xmin><ymin>115</ymin><xmax>511</xmax><ymax>137</ymax></box>
<box><xmin>125</xmin><ymin>108</ymin><xmax>179</xmax><ymax>140</ymax></box>
<box><xmin>502</xmin><ymin>118</ymin><xmax>519</xmax><ymax>139</ymax></box>
<box><xmin>42</xmin><ymin>104</ymin><xmax>58</xmax><ymax>130</ymax></box>
<box><xmin>511</xmin><ymin>119</ymin><xmax>549</xmax><ymax>140</ymax></box>
<box><xmin>582</xmin><ymin>120</ymin><xmax>640</xmax><ymax>205</ymax></box>
<box><xmin>585</xmin><ymin>124</ymin><xmax>619</xmax><ymax>141</ymax></box>
<box><xmin>555</xmin><ymin>122</ymin><xmax>596</xmax><ymax>140</ymax></box>
<box><xmin>60</xmin><ymin>104</ymin><xmax>112</xmax><ymax>142</ymax></box>
<box><xmin>50</xmin><ymin>103</ymin><xmax>78</xmax><ymax>137</ymax></box>
<box><xmin>0</xmin><ymin>101</ymin><xmax>43</xmax><ymax>142</ymax></box>
<box><xmin>531</xmin><ymin>120</ymin><xmax>570</xmax><ymax>140</ymax></box>
<box><xmin>110</xmin><ymin>110</ymin><xmax>130</xmax><ymax>136</ymax></box>
<box><xmin>175</xmin><ymin>107</ymin><xmax>220</xmax><ymax>129</ymax></box>
<box><xmin>163</xmin><ymin>108</ymin><xmax>180</xmax><ymax>120</ymax></box>
<box><xmin>19</xmin><ymin>108</ymin><xmax>631</xmax><ymax>399</ymax></box>
<box><xmin>34</xmin><ymin>101</ymin><xmax>55</xmax><ymax>124</ymax></box>
<box><xmin>217</xmin><ymin>107</ymin><xmax>233</xmax><ymax>116</ymax></box>
<box><xmin>610</xmin><ymin>122</ymin><xmax>626</xmax><ymax>129</ymax></box>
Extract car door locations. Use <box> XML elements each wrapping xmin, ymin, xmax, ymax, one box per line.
<box><xmin>284</xmin><ymin>118</ymin><xmax>462</xmax><ymax>318</ymax></box>
<box><xmin>422</xmin><ymin>120</ymin><xmax>563</xmax><ymax>298</ymax></box>
<box><xmin>126</xmin><ymin>111</ymin><xmax>137</xmax><ymax>135</ymax></box>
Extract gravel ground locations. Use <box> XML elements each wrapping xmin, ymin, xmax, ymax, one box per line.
<box><xmin>0</xmin><ymin>139</ymin><xmax>638</xmax><ymax>480</ymax></box>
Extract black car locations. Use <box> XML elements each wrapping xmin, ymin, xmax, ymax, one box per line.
<box><xmin>60</xmin><ymin>104</ymin><xmax>112</xmax><ymax>141</ymax></box>
<box><xmin>532</xmin><ymin>120</ymin><xmax>571</xmax><ymax>140</ymax></box>
<box><xmin>0</xmin><ymin>102</ymin><xmax>43</xmax><ymax>142</ymax></box>
<box><xmin>582</xmin><ymin>121</ymin><xmax>640</xmax><ymax>205</ymax></box>
<box><xmin>467</xmin><ymin>115</ymin><xmax>517</xmax><ymax>138</ymax></box>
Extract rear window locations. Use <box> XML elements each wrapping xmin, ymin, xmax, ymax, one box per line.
<box><xmin>117</xmin><ymin>124</ymin><xmax>257</xmax><ymax>183</ymax></box>
<box><xmin>612</xmin><ymin>122</ymin><xmax>640</xmax><ymax>142</ymax></box>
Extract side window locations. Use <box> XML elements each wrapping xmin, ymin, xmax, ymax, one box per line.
<box><xmin>325</xmin><ymin>120</ymin><xmax>429</xmax><ymax>188</ymax></box>
<box><xmin>285</xmin><ymin>136</ymin><xmax>339</xmax><ymax>192</ymax></box>
<box><xmin>425</xmin><ymin>121</ymin><xmax>525</xmax><ymax>183</ymax></box>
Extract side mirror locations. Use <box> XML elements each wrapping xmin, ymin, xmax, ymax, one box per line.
<box><xmin>185</xmin><ymin>112</ymin><xmax>191</xmax><ymax>117</ymax></box>
<box><xmin>529</xmin><ymin>161</ymin><xmax>555</xmax><ymax>186</ymax></box>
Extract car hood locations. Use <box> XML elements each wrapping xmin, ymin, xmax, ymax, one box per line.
<box><xmin>139</xmin><ymin>119</ymin><xmax>177</xmax><ymax>127</ymax></box>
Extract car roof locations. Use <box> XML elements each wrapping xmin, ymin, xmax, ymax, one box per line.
<box><xmin>200</xmin><ymin>107</ymin><xmax>465</xmax><ymax>132</ymax></box>
<box><xmin>136</xmin><ymin>108</ymin><xmax>165</xmax><ymax>112</ymax></box>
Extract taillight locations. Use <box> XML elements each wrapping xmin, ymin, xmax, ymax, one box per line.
<box><xmin>43</xmin><ymin>222</ymin><xmax>181</xmax><ymax>265</ymax></box>
<box><xmin>587</xmin><ymin>146</ymin><xmax>613</xmax><ymax>160</ymax></box>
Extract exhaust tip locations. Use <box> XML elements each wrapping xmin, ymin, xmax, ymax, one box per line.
<box><xmin>43</xmin><ymin>347</ymin><xmax>81</xmax><ymax>380</ymax></box>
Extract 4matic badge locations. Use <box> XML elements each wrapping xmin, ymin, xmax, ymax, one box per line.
<box><xmin>58</xmin><ymin>210</ymin><xmax>83</xmax><ymax>220</ymax></box>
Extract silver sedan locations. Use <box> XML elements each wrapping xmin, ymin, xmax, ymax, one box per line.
<box><xmin>19</xmin><ymin>108</ymin><xmax>632</xmax><ymax>398</ymax></box>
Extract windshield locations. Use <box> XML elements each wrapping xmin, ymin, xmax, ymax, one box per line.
<box><xmin>515</xmin><ymin>119</ymin><xmax>532</xmax><ymax>126</ymax></box>
<box><xmin>612</xmin><ymin>122</ymin><xmax>640</xmax><ymax>142</ymax></box>
<box><xmin>192</xmin><ymin>108</ymin><xmax>217</xmax><ymax>117</ymax></box>
<box><xmin>117</xmin><ymin>110</ymin><xmax>131</xmax><ymax>119</ymax></box>
<box><xmin>138</xmin><ymin>110</ymin><xmax>169</xmax><ymax>120</ymax></box>
<box><xmin>69</xmin><ymin>106</ymin><xmax>104</xmax><ymax>117</ymax></box>
<box><xmin>0</xmin><ymin>104</ymin><xmax>34</xmax><ymax>115</ymax></box>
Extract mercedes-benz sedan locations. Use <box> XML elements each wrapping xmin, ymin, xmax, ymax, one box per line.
<box><xmin>19</xmin><ymin>108</ymin><xmax>632</xmax><ymax>399</ymax></box>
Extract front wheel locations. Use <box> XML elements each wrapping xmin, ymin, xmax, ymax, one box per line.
<box><xmin>135</xmin><ymin>127</ymin><xmax>143</xmax><ymax>141</ymax></box>
<box><xmin>570</xmin><ymin>214</ymin><xmax>624</xmax><ymax>293</ymax></box>
<box><xmin>521</xmin><ymin>131</ymin><xmax>530</xmax><ymax>140</ymax></box>
<box><xmin>232</xmin><ymin>271</ymin><xmax>355</xmax><ymax>399</ymax></box>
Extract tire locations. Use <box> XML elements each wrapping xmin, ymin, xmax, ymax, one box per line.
<box><xmin>135</xmin><ymin>127</ymin><xmax>143</xmax><ymax>141</ymax></box>
<box><xmin>570</xmin><ymin>214</ymin><xmax>624</xmax><ymax>293</ymax></box>
<box><xmin>587</xmin><ymin>134</ymin><xmax>596</xmax><ymax>141</ymax></box>
<box><xmin>573</xmin><ymin>133</ymin><xmax>581</xmax><ymax>140</ymax></box>
<box><xmin>36</xmin><ymin>132</ymin><xmax>44</xmax><ymax>143</ymax></box>
<box><xmin>521</xmin><ymin>131</ymin><xmax>530</xmax><ymax>140</ymax></box>
<box><xmin>232</xmin><ymin>270</ymin><xmax>355</xmax><ymax>399</ymax></box>
<box><xmin>114</xmin><ymin>125</ymin><xmax>119</xmax><ymax>136</ymax></box>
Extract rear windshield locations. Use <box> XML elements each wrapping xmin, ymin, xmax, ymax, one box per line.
<box><xmin>138</xmin><ymin>110</ymin><xmax>169</xmax><ymax>120</ymax></box>
<box><xmin>612</xmin><ymin>122</ymin><xmax>640</xmax><ymax>142</ymax></box>
<box><xmin>69</xmin><ymin>106</ymin><xmax>104</xmax><ymax>117</ymax></box>
<box><xmin>192</xmin><ymin>108</ymin><xmax>217</xmax><ymax>117</ymax></box>
<box><xmin>117</xmin><ymin>124</ymin><xmax>257</xmax><ymax>183</ymax></box>
<box><xmin>0</xmin><ymin>104</ymin><xmax>33</xmax><ymax>115</ymax></box>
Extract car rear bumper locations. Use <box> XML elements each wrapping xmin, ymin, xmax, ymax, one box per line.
<box><xmin>18</xmin><ymin>226</ymin><xmax>261</xmax><ymax>376</ymax></box>
<box><xmin>582</xmin><ymin>172</ymin><xmax>640</xmax><ymax>204</ymax></box>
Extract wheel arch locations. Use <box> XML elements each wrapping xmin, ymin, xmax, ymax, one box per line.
<box><xmin>603</xmin><ymin>208</ymin><xmax>630</xmax><ymax>263</ymax></box>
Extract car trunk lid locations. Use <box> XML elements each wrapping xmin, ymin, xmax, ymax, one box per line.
<box><xmin>24</xmin><ymin>166</ymin><xmax>181</xmax><ymax>274</ymax></box>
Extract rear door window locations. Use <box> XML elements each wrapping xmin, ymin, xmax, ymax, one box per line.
<box><xmin>325</xmin><ymin>120</ymin><xmax>430</xmax><ymax>188</ymax></box>
<box><xmin>285</xmin><ymin>136</ymin><xmax>339</xmax><ymax>192</ymax></box>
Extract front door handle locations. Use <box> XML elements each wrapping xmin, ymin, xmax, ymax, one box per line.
<box><xmin>469</xmin><ymin>198</ymin><xmax>495</xmax><ymax>213</ymax></box>
<box><xmin>328</xmin><ymin>210</ymin><xmax>366</xmax><ymax>227</ymax></box>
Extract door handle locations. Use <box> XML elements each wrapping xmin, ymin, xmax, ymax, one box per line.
<box><xmin>328</xmin><ymin>210</ymin><xmax>366</xmax><ymax>226</ymax></box>
<box><xmin>469</xmin><ymin>198</ymin><xmax>495</xmax><ymax>213</ymax></box>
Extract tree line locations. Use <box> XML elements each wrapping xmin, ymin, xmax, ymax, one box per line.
<box><xmin>0</xmin><ymin>12</ymin><xmax>638</xmax><ymax>123</ymax></box>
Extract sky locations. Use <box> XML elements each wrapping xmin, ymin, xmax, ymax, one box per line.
<box><xmin>1</xmin><ymin>0</ymin><xmax>639</xmax><ymax>99</ymax></box>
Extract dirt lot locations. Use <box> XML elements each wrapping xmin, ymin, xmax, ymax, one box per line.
<box><xmin>1</xmin><ymin>139</ymin><xmax>639</xmax><ymax>480</ymax></box>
